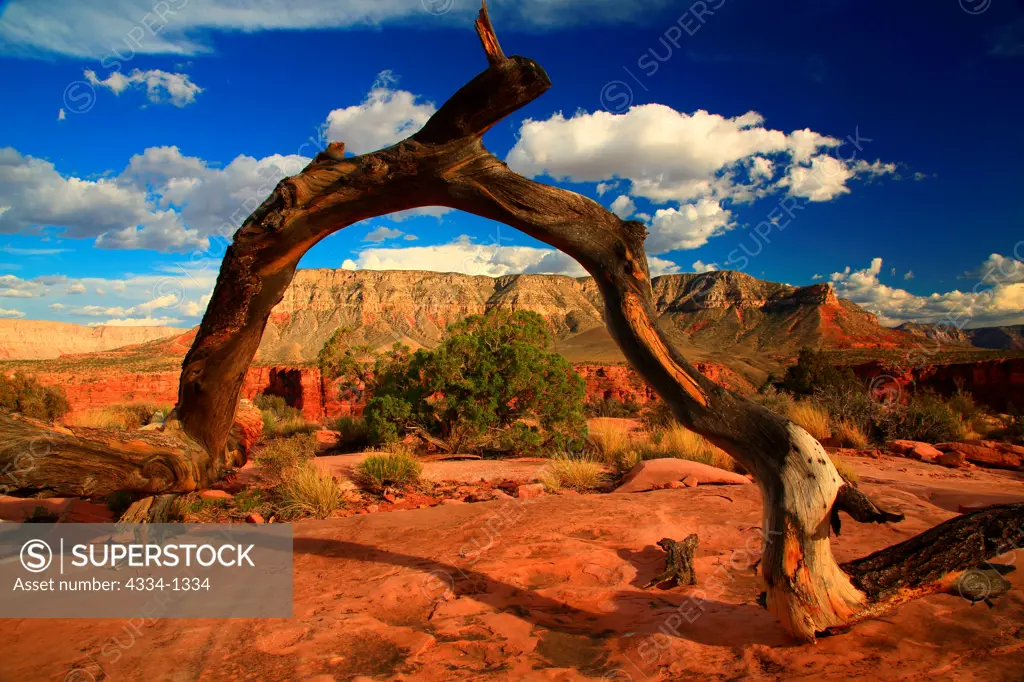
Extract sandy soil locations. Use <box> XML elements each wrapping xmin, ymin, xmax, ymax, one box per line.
<box><xmin>2</xmin><ymin>453</ymin><xmax>1023</xmax><ymax>681</ymax></box>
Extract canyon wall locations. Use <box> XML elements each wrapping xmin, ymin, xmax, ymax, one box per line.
<box><xmin>853</xmin><ymin>358</ymin><xmax>1024</xmax><ymax>413</ymax></box>
<box><xmin>254</xmin><ymin>269</ymin><xmax>920</xmax><ymax>364</ymax></box>
<box><xmin>40</xmin><ymin>362</ymin><xmax>748</xmax><ymax>424</ymax></box>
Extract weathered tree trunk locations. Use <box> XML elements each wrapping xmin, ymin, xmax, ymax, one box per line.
<box><xmin>4</xmin><ymin>1</ymin><xmax>1021</xmax><ymax>642</ymax></box>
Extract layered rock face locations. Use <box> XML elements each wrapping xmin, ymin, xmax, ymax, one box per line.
<box><xmin>853</xmin><ymin>358</ymin><xmax>1024</xmax><ymax>413</ymax></box>
<box><xmin>895</xmin><ymin>322</ymin><xmax>1024</xmax><ymax>350</ymax></box>
<box><xmin>44</xmin><ymin>361</ymin><xmax>739</xmax><ymax>424</ymax></box>
<box><xmin>0</xmin><ymin>320</ymin><xmax>185</xmax><ymax>360</ymax></box>
<box><xmin>256</xmin><ymin>269</ymin><xmax>918</xmax><ymax>363</ymax></box>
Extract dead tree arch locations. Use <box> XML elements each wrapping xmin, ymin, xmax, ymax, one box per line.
<box><xmin>1</xmin><ymin>1</ymin><xmax>1021</xmax><ymax>643</ymax></box>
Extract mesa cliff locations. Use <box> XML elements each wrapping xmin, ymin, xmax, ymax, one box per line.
<box><xmin>255</xmin><ymin>269</ymin><xmax>918</xmax><ymax>367</ymax></box>
<box><xmin>0</xmin><ymin>320</ymin><xmax>186</xmax><ymax>360</ymax></box>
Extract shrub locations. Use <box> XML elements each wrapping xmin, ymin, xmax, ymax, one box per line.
<box><xmin>0</xmin><ymin>372</ymin><xmax>70</xmax><ymax>422</ymax></box>
<box><xmin>278</xmin><ymin>461</ymin><xmax>344</xmax><ymax>519</ymax></box>
<box><xmin>750</xmin><ymin>384</ymin><xmax>794</xmax><ymax>416</ymax></box>
<box><xmin>254</xmin><ymin>433</ymin><xmax>317</xmax><ymax>484</ymax></box>
<box><xmin>946</xmin><ymin>388</ymin><xmax>988</xmax><ymax>437</ymax></box>
<box><xmin>639</xmin><ymin>400</ymin><xmax>675</xmax><ymax>430</ymax></box>
<box><xmin>989</xmin><ymin>407</ymin><xmax>1024</xmax><ymax>445</ymax></box>
<box><xmin>266</xmin><ymin>417</ymin><xmax>319</xmax><ymax>440</ymax></box>
<box><xmin>365</xmin><ymin>310</ymin><xmax>587</xmax><ymax>456</ymax></box>
<box><xmin>254</xmin><ymin>393</ymin><xmax>301</xmax><ymax>421</ymax></box>
<box><xmin>585</xmin><ymin>398</ymin><xmax>641</xmax><ymax>419</ymax></box>
<box><xmin>329</xmin><ymin>416</ymin><xmax>370</xmax><ymax>452</ymax></box>
<box><xmin>781</xmin><ymin>348</ymin><xmax>859</xmax><ymax>397</ymax></box>
<box><xmin>364</xmin><ymin>395</ymin><xmax>413</xmax><ymax>445</ymax></box>
<box><xmin>539</xmin><ymin>456</ymin><xmax>608</xmax><ymax>492</ymax></box>
<box><xmin>882</xmin><ymin>392</ymin><xmax>962</xmax><ymax>443</ymax></box>
<box><xmin>232</xmin><ymin>489</ymin><xmax>267</xmax><ymax>515</ymax></box>
<box><xmin>787</xmin><ymin>401</ymin><xmax>832</xmax><ymax>441</ymax></box>
<box><xmin>811</xmin><ymin>385</ymin><xmax>878</xmax><ymax>438</ymax></box>
<box><xmin>833</xmin><ymin>420</ymin><xmax>870</xmax><ymax>449</ymax></box>
<box><xmin>255</xmin><ymin>393</ymin><xmax>318</xmax><ymax>439</ymax></box>
<box><xmin>355</xmin><ymin>451</ymin><xmax>423</xmax><ymax>492</ymax></box>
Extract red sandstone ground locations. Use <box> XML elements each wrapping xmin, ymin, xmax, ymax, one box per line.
<box><xmin>1</xmin><ymin>452</ymin><xmax>1023</xmax><ymax>682</ymax></box>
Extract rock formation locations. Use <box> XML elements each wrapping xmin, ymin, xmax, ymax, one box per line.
<box><xmin>254</xmin><ymin>269</ymin><xmax>921</xmax><ymax>364</ymax></box>
<box><xmin>0</xmin><ymin>320</ymin><xmax>185</xmax><ymax>360</ymax></box>
<box><xmin>896</xmin><ymin>321</ymin><xmax>1024</xmax><ymax>350</ymax></box>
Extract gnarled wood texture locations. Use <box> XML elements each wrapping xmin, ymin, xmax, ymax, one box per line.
<box><xmin>5</xmin><ymin>0</ymin><xmax>1020</xmax><ymax>643</ymax></box>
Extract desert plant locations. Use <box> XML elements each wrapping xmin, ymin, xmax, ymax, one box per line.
<box><xmin>787</xmin><ymin>401</ymin><xmax>832</xmax><ymax>441</ymax></box>
<box><xmin>781</xmin><ymin>348</ymin><xmax>859</xmax><ymax>397</ymax></box>
<box><xmin>71</xmin><ymin>402</ymin><xmax>170</xmax><ymax>430</ymax></box>
<box><xmin>833</xmin><ymin>420</ymin><xmax>870</xmax><ymax>449</ymax></box>
<box><xmin>588</xmin><ymin>420</ymin><xmax>632</xmax><ymax>461</ymax></box>
<box><xmin>639</xmin><ymin>400</ymin><xmax>675</xmax><ymax>430</ymax></box>
<box><xmin>364</xmin><ymin>310</ymin><xmax>587</xmax><ymax>456</ymax></box>
<box><xmin>812</xmin><ymin>385</ymin><xmax>878</xmax><ymax>438</ymax></box>
<box><xmin>355</xmin><ymin>451</ymin><xmax>423</xmax><ymax>492</ymax></box>
<box><xmin>585</xmin><ymin>398</ymin><xmax>641</xmax><ymax>419</ymax></box>
<box><xmin>254</xmin><ymin>432</ymin><xmax>317</xmax><ymax>484</ymax></box>
<box><xmin>989</xmin><ymin>407</ymin><xmax>1024</xmax><ymax>445</ymax></box>
<box><xmin>539</xmin><ymin>456</ymin><xmax>607</xmax><ymax>492</ymax></box>
<box><xmin>329</xmin><ymin>416</ymin><xmax>370</xmax><ymax>452</ymax></box>
<box><xmin>881</xmin><ymin>392</ymin><xmax>962</xmax><ymax>443</ymax></box>
<box><xmin>278</xmin><ymin>461</ymin><xmax>344</xmax><ymax>519</ymax></box>
<box><xmin>266</xmin><ymin>416</ymin><xmax>320</xmax><ymax>440</ymax></box>
<box><xmin>751</xmin><ymin>384</ymin><xmax>794</xmax><ymax>416</ymax></box>
<box><xmin>232</xmin><ymin>489</ymin><xmax>267</xmax><ymax>515</ymax></box>
<box><xmin>253</xmin><ymin>393</ymin><xmax>301</xmax><ymax>421</ymax></box>
<box><xmin>0</xmin><ymin>372</ymin><xmax>70</xmax><ymax>423</ymax></box>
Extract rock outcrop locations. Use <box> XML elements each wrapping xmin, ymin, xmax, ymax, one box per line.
<box><xmin>853</xmin><ymin>358</ymin><xmax>1024</xmax><ymax>413</ymax></box>
<box><xmin>614</xmin><ymin>458</ymin><xmax>751</xmax><ymax>493</ymax></box>
<box><xmin>254</xmin><ymin>269</ymin><xmax>921</xmax><ymax>364</ymax></box>
<box><xmin>896</xmin><ymin>322</ymin><xmax>1024</xmax><ymax>350</ymax></box>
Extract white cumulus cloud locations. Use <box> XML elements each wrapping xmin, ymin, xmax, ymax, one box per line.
<box><xmin>831</xmin><ymin>255</ymin><xmax>1024</xmax><ymax>328</ymax></box>
<box><xmin>85</xmin><ymin>69</ymin><xmax>202</xmax><ymax>107</ymax></box>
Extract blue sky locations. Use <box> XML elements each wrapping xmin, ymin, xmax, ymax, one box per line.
<box><xmin>0</xmin><ymin>0</ymin><xmax>1022</xmax><ymax>329</ymax></box>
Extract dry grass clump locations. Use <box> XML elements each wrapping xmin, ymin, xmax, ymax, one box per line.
<box><xmin>254</xmin><ymin>433</ymin><xmax>317</xmax><ymax>485</ymax></box>
<box><xmin>833</xmin><ymin>419</ymin><xmax>870</xmax><ymax>449</ymax></box>
<box><xmin>585</xmin><ymin>419</ymin><xmax>737</xmax><ymax>474</ymax></box>
<box><xmin>355</xmin><ymin>450</ymin><xmax>423</xmax><ymax>492</ymax></box>
<box><xmin>68</xmin><ymin>402</ymin><xmax>171</xmax><ymax>430</ymax></box>
<box><xmin>278</xmin><ymin>461</ymin><xmax>345</xmax><ymax>519</ymax></box>
<box><xmin>659</xmin><ymin>425</ymin><xmax>736</xmax><ymax>471</ymax></box>
<box><xmin>787</xmin><ymin>401</ymin><xmax>832</xmax><ymax>441</ymax></box>
<box><xmin>587</xmin><ymin>420</ymin><xmax>632</xmax><ymax>460</ymax></box>
<box><xmin>539</xmin><ymin>456</ymin><xmax>608</xmax><ymax>492</ymax></box>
